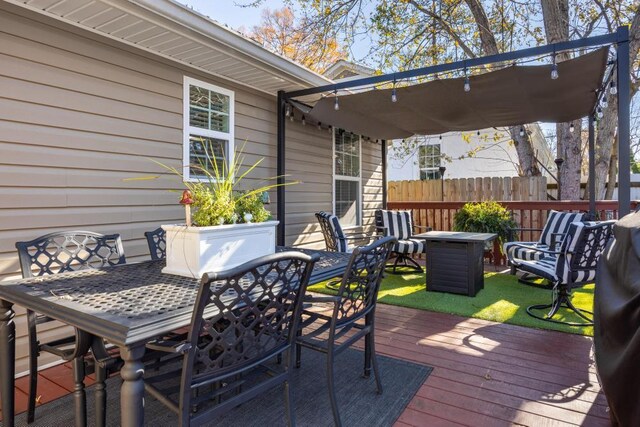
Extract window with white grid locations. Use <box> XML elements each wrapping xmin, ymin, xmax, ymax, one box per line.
<box><xmin>333</xmin><ymin>129</ymin><xmax>362</xmax><ymax>226</ymax></box>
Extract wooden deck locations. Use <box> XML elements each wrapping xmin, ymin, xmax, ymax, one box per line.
<box><xmin>1</xmin><ymin>304</ymin><xmax>608</xmax><ymax>426</ymax></box>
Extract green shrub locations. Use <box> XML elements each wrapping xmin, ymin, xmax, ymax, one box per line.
<box><xmin>452</xmin><ymin>201</ymin><xmax>516</xmax><ymax>248</ymax></box>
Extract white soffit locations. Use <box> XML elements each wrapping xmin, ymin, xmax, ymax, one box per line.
<box><xmin>7</xmin><ymin>0</ymin><xmax>333</xmax><ymax>95</ymax></box>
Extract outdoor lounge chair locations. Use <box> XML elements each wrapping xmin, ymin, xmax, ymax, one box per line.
<box><xmin>15</xmin><ymin>231</ymin><xmax>126</xmax><ymax>425</ymax></box>
<box><xmin>296</xmin><ymin>236</ymin><xmax>396</xmax><ymax>427</ymax></box>
<box><xmin>512</xmin><ymin>220</ymin><xmax>615</xmax><ymax>326</ymax></box>
<box><xmin>316</xmin><ymin>211</ymin><xmax>372</xmax><ymax>253</ymax></box>
<box><xmin>144</xmin><ymin>227</ymin><xmax>166</xmax><ymax>260</ymax></box>
<box><xmin>375</xmin><ymin>209</ymin><xmax>431</xmax><ymax>274</ymax></box>
<box><xmin>504</xmin><ymin>210</ymin><xmax>585</xmax><ymax>280</ymax></box>
<box><xmin>143</xmin><ymin>251</ymin><xmax>317</xmax><ymax>427</ymax></box>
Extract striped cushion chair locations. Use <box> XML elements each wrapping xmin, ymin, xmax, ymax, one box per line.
<box><xmin>315</xmin><ymin>211</ymin><xmax>371</xmax><ymax>253</ymax></box>
<box><xmin>504</xmin><ymin>210</ymin><xmax>585</xmax><ymax>273</ymax></box>
<box><xmin>516</xmin><ymin>220</ymin><xmax>615</xmax><ymax>326</ymax></box>
<box><xmin>375</xmin><ymin>209</ymin><xmax>431</xmax><ymax>274</ymax></box>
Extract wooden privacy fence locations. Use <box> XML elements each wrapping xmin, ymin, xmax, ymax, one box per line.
<box><xmin>387</xmin><ymin>200</ymin><xmax>639</xmax><ymax>244</ymax></box>
<box><xmin>388</xmin><ymin>176</ymin><xmax>547</xmax><ymax>202</ymax></box>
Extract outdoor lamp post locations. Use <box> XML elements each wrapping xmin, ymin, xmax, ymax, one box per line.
<box><xmin>439</xmin><ymin>166</ymin><xmax>447</xmax><ymax>201</ymax></box>
<box><xmin>555</xmin><ymin>158</ymin><xmax>564</xmax><ymax>201</ymax></box>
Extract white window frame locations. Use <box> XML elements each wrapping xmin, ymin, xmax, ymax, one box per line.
<box><xmin>182</xmin><ymin>76</ymin><xmax>235</xmax><ymax>182</ymax></box>
<box><xmin>332</xmin><ymin>129</ymin><xmax>363</xmax><ymax>227</ymax></box>
<box><xmin>418</xmin><ymin>143</ymin><xmax>441</xmax><ymax>180</ymax></box>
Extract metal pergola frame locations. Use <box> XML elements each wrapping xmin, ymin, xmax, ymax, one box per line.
<box><xmin>276</xmin><ymin>26</ymin><xmax>631</xmax><ymax>246</ymax></box>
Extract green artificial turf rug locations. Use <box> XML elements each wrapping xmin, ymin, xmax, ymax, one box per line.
<box><xmin>309</xmin><ymin>269</ymin><xmax>594</xmax><ymax>336</ymax></box>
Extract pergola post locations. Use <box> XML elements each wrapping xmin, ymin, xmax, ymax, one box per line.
<box><xmin>588</xmin><ymin>114</ymin><xmax>596</xmax><ymax>216</ymax></box>
<box><xmin>617</xmin><ymin>25</ymin><xmax>631</xmax><ymax>217</ymax></box>
<box><xmin>381</xmin><ymin>140</ymin><xmax>387</xmax><ymax>209</ymax></box>
<box><xmin>276</xmin><ymin>90</ymin><xmax>286</xmax><ymax>246</ymax></box>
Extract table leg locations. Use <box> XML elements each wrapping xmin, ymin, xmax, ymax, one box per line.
<box><xmin>119</xmin><ymin>344</ymin><xmax>146</xmax><ymax>427</ymax></box>
<box><xmin>0</xmin><ymin>299</ymin><xmax>16</xmax><ymax>427</ymax></box>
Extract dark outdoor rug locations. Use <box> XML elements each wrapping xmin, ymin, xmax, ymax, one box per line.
<box><xmin>18</xmin><ymin>347</ymin><xmax>431</xmax><ymax>427</ymax></box>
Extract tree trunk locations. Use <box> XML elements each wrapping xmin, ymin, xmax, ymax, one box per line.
<box><xmin>464</xmin><ymin>0</ymin><xmax>499</xmax><ymax>55</ymax></box>
<box><xmin>595</xmin><ymin>10</ymin><xmax>640</xmax><ymax>199</ymax></box>
<box><xmin>594</xmin><ymin>102</ymin><xmax>619</xmax><ymax>199</ymax></box>
<box><xmin>605</xmin><ymin>135</ymin><xmax>618</xmax><ymax>200</ymax></box>
<box><xmin>510</xmin><ymin>126</ymin><xmax>541</xmax><ymax>176</ymax></box>
<box><xmin>557</xmin><ymin>121</ymin><xmax>583</xmax><ymax>199</ymax></box>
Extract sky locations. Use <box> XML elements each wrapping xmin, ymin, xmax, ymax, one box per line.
<box><xmin>177</xmin><ymin>1</ymin><xmax>286</xmax><ymax>31</ymax></box>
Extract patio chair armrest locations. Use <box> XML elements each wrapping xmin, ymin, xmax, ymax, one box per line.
<box><xmin>549</xmin><ymin>232</ymin><xmax>566</xmax><ymax>249</ymax></box>
<box><xmin>304</xmin><ymin>295</ymin><xmax>341</xmax><ymax>304</ymax></box>
<box><xmin>146</xmin><ymin>339</ymin><xmax>192</xmax><ymax>354</ymax></box>
<box><xmin>507</xmin><ymin>242</ymin><xmax>561</xmax><ymax>256</ymax></box>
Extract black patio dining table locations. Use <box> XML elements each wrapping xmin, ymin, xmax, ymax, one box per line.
<box><xmin>0</xmin><ymin>248</ymin><xmax>350</xmax><ymax>427</ymax></box>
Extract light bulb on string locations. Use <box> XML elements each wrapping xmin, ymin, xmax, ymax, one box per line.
<box><xmin>610</xmin><ymin>80</ymin><xmax>617</xmax><ymax>95</ymax></box>
<box><xmin>334</xmin><ymin>90</ymin><xmax>339</xmax><ymax>111</ymax></box>
<box><xmin>464</xmin><ymin>73</ymin><xmax>471</xmax><ymax>92</ymax></box>
<box><xmin>519</xmin><ymin>127</ymin><xmax>525</xmax><ymax>137</ymax></box>
<box><xmin>302</xmin><ymin>115</ymin><xmax>306</xmax><ymax>126</ymax></box>
<box><xmin>439</xmin><ymin>135</ymin><xmax>442</xmax><ymax>140</ymax></box>
<box><xmin>602</xmin><ymin>96</ymin><xmax>608</xmax><ymax>108</ymax></box>
<box><xmin>328</xmin><ymin>125</ymin><xmax>332</xmax><ymax>133</ymax></box>
<box><xmin>550</xmin><ymin>54</ymin><xmax>559</xmax><ymax>80</ymax></box>
<box><xmin>477</xmin><ymin>130</ymin><xmax>480</xmax><ymax>136</ymax></box>
<box><xmin>285</xmin><ymin>104</ymin><xmax>291</xmax><ymax>117</ymax></box>
<box><xmin>597</xmin><ymin>107</ymin><xmax>603</xmax><ymax>119</ymax></box>
<box><xmin>391</xmin><ymin>79</ymin><xmax>397</xmax><ymax>103</ymax></box>
<box><xmin>317</xmin><ymin>121</ymin><xmax>322</xmax><ymax>130</ymax></box>
<box><xmin>569</xmin><ymin>122</ymin><xmax>575</xmax><ymax>133</ymax></box>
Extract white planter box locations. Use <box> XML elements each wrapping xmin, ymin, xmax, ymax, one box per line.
<box><xmin>161</xmin><ymin>220</ymin><xmax>279</xmax><ymax>278</ymax></box>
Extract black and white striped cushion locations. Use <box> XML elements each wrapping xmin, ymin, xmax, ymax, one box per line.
<box><xmin>393</xmin><ymin>238</ymin><xmax>425</xmax><ymax>255</ymax></box>
<box><xmin>317</xmin><ymin>211</ymin><xmax>348</xmax><ymax>252</ymax></box>
<box><xmin>517</xmin><ymin>256</ymin><xmax>558</xmax><ymax>282</ymax></box>
<box><xmin>556</xmin><ymin>220</ymin><xmax>614</xmax><ymax>284</ymax></box>
<box><xmin>503</xmin><ymin>241</ymin><xmax>549</xmax><ymax>262</ymax></box>
<box><xmin>379</xmin><ymin>210</ymin><xmax>413</xmax><ymax>239</ymax></box>
<box><xmin>539</xmin><ymin>210</ymin><xmax>585</xmax><ymax>247</ymax></box>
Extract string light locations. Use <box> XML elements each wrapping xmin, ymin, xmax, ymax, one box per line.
<box><xmin>519</xmin><ymin>126</ymin><xmax>525</xmax><ymax>137</ymax></box>
<box><xmin>463</xmin><ymin>67</ymin><xmax>471</xmax><ymax>92</ymax></box>
<box><xmin>285</xmin><ymin>104</ymin><xmax>291</xmax><ymax>117</ymax></box>
<box><xmin>391</xmin><ymin>79</ymin><xmax>397</xmax><ymax>103</ymax></box>
<box><xmin>301</xmin><ymin>115</ymin><xmax>306</xmax><ymax>126</ymax></box>
<box><xmin>317</xmin><ymin>121</ymin><xmax>322</xmax><ymax>130</ymax></box>
<box><xmin>597</xmin><ymin>107</ymin><xmax>603</xmax><ymax>119</ymax></box>
<box><xmin>477</xmin><ymin>130</ymin><xmax>480</xmax><ymax>136</ymax></box>
<box><xmin>602</xmin><ymin>96</ymin><xmax>608</xmax><ymax>108</ymax></box>
<box><xmin>439</xmin><ymin>135</ymin><xmax>442</xmax><ymax>140</ymax></box>
<box><xmin>328</xmin><ymin>125</ymin><xmax>332</xmax><ymax>133</ymax></box>
<box><xmin>334</xmin><ymin>90</ymin><xmax>339</xmax><ymax>111</ymax></box>
<box><xmin>610</xmin><ymin>80</ymin><xmax>617</xmax><ymax>95</ymax></box>
<box><xmin>550</xmin><ymin>54</ymin><xmax>559</xmax><ymax>80</ymax></box>
<box><xmin>289</xmin><ymin>113</ymin><xmax>294</xmax><ymax>122</ymax></box>
<box><xmin>569</xmin><ymin>122</ymin><xmax>575</xmax><ymax>133</ymax></box>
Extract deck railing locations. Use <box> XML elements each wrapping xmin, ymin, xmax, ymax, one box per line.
<box><xmin>387</xmin><ymin>200</ymin><xmax>639</xmax><ymax>265</ymax></box>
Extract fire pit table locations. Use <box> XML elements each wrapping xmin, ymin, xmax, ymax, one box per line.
<box><xmin>414</xmin><ymin>231</ymin><xmax>497</xmax><ymax>297</ymax></box>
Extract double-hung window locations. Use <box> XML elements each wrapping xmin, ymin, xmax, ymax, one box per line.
<box><xmin>418</xmin><ymin>143</ymin><xmax>442</xmax><ymax>180</ymax></box>
<box><xmin>183</xmin><ymin>77</ymin><xmax>234</xmax><ymax>181</ymax></box>
<box><xmin>333</xmin><ymin>129</ymin><xmax>361</xmax><ymax>226</ymax></box>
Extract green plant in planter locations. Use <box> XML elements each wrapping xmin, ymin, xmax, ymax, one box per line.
<box><xmin>452</xmin><ymin>201</ymin><xmax>516</xmax><ymax>250</ymax></box>
<box><xmin>155</xmin><ymin>141</ymin><xmax>295</xmax><ymax>226</ymax></box>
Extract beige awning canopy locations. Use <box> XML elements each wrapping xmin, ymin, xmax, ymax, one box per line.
<box><xmin>306</xmin><ymin>48</ymin><xmax>609</xmax><ymax>140</ymax></box>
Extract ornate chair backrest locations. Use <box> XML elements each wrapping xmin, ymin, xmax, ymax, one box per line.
<box><xmin>316</xmin><ymin>211</ymin><xmax>348</xmax><ymax>252</ymax></box>
<box><xmin>375</xmin><ymin>209</ymin><xmax>413</xmax><ymax>239</ymax></box>
<box><xmin>556</xmin><ymin>220</ymin><xmax>616</xmax><ymax>285</ymax></box>
<box><xmin>15</xmin><ymin>231</ymin><xmax>126</xmax><ymax>278</ymax></box>
<box><xmin>181</xmin><ymin>251</ymin><xmax>317</xmax><ymax>407</ymax></box>
<box><xmin>144</xmin><ymin>227</ymin><xmax>166</xmax><ymax>260</ymax></box>
<box><xmin>333</xmin><ymin>236</ymin><xmax>396</xmax><ymax>326</ymax></box>
<box><xmin>538</xmin><ymin>210</ymin><xmax>585</xmax><ymax>247</ymax></box>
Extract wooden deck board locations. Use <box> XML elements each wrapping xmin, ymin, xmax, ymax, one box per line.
<box><xmin>3</xmin><ymin>303</ymin><xmax>607</xmax><ymax>426</ymax></box>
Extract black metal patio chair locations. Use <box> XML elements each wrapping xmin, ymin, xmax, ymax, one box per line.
<box><xmin>316</xmin><ymin>211</ymin><xmax>373</xmax><ymax>253</ymax></box>
<box><xmin>144</xmin><ymin>227</ymin><xmax>166</xmax><ymax>260</ymax></box>
<box><xmin>504</xmin><ymin>210</ymin><xmax>585</xmax><ymax>277</ymax></box>
<box><xmin>511</xmin><ymin>220</ymin><xmax>615</xmax><ymax>326</ymax></box>
<box><xmin>15</xmin><ymin>231</ymin><xmax>126</xmax><ymax>425</ymax></box>
<box><xmin>143</xmin><ymin>251</ymin><xmax>317</xmax><ymax>427</ymax></box>
<box><xmin>295</xmin><ymin>236</ymin><xmax>396</xmax><ymax>427</ymax></box>
<box><xmin>375</xmin><ymin>209</ymin><xmax>430</xmax><ymax>274</ymax></box>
